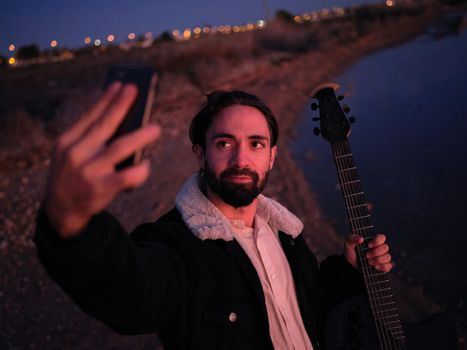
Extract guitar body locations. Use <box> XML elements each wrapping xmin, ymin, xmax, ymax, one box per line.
<box><xmin>311</xmin><ymin>83</ymin><xmax>459</xmax><ymax>349</ymax></box>
<box><xmin>325</xmin><ymin>295</ymin><xmax>458</xmax><ymax>350</ymax></box>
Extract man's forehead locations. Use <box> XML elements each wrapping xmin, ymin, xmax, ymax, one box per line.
<box><xmin>207</xmin><ymin>105</ymin><xmax>271</xmax><ymax>138</ymax></box>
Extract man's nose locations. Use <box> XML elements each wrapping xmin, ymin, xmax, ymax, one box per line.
<box><xmin>230</xmin><ymin>144</ymin><xmax>250</xmax><ymax>168</ymax></box>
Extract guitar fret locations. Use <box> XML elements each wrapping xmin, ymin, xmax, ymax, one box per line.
<box><xmin>363</xmin><ymin>272</ymin><xmax>388</xmax><ymax>281</ymax></box>
<box><xmin>373</xmin><ymin>303</ymin><xmax>397</xmax><ymax>312</ymax></box>
<box><xmin>377</xmin><ymin>313</ymin><xmax>400</xmax><ymax>320</ymax></box>
<box><xmin>384</xmin><ymin>307</ymin><xmax>398</xmax><ymax>313</ymax></box>
<box><xmin>336</xmin><ymin>153</ymin><xmax>353</xmax><ymax>159</ymax></box>
<box><xmin>362</xmin><ymin>266</ymin><xmax>386</xmax><ymax>275</ymax></box>
<box><xmin>355</xmin><ymin>232</ymin><xmax>374</xmax><ymax>242</ymax></box>
<box><xmin>373</xmin><ymin>294</ymin><xmax>394</xmax><ymax>301</ymax></box>
<box><xmin>369</xmin><ymin>279</ymin><xmax>390</xmax><ymax>285</ymax></box>
<box><xmin>350</xmin><ymin>215</ymin><xmax>371</xmax><ymax>221</ymax></box>
<box><xmin>338</xmin><ymin>167</ymin><xmax>357</xmax><ymax>173</ymax></box>
<box><xmin>381</xmin><ymin>321</ymin><xmax>402</xmax><ymax>327</ymax></box>
<box><xmin>368</xmin><ymin>271</ymin><xmax>386</xmax><ymax>276</ymax></box>
<box><xmin>348</xmin><ymin>204</ymin><xmax>367</xmax><ymax>210</ymax></box>
<box><xmin>342</xmin><ymin>180</ymin><xmax>360</xmax><ymax>185</ymax></box>
<box><xmin>375</xmin><ymin>314</ymin><xmax>400</xmax><ymax>321</ymax></box>
<box><xmin>344</xmin><ymin>192</ymin><xmax>364</xmax><ymax>198</ymax></box>
<box><xmin>379</xmin><ymin>301</ymin><xmax>396</xmax><ymax>307</ymax></box>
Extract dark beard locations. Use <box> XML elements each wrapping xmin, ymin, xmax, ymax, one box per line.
<box><xmin>203</xmin><ymin>164</ymin><xmax>269</xmax><ymax>208</ymax></box>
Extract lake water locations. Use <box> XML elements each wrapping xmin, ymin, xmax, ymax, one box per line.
<box><xmin>293</xmin><ymin>9</ymin><xmax>467</xmax><ymax>328</ymax></box>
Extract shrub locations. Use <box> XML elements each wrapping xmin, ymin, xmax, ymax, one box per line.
<box><xmin>276</xmin><ymin>9</ymin><xmax>295</xmax><ymax>24</ymax></box>
<box><xmin>0</xmin><ymin>55</ymin><xmax>7</xmax><ymax>68</ymax></box>
<box><xmin>16</xmin><ymin>44</ymin><xmax>40</xmax><ymax>60</ymax></box>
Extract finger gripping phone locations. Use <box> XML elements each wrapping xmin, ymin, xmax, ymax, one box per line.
<box><xmin>103</xmin><ymin>64</ymin><xmax>158</xmax><ymax>170</ymax></box>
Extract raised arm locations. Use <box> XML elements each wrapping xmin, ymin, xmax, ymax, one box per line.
<box><xmin>34</xmin><ymin>83</ymin><xmax>185</xmax><ymax>334</ymax></box>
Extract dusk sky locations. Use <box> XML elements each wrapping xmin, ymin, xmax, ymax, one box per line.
<box><xmin>1</xmin><ymin>0</ymin><xmax>378</xmax><ymax>56</ymax></box>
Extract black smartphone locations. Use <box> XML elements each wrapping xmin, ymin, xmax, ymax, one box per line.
<box><xmin>103</xmin><ymin>64</ymin><xmax>158</xmax><ymax>170</ymax></box>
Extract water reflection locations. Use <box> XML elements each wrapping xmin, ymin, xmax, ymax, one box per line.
<box><xmin>293</xmin><ymin>9</ymin><xmax>467</xmax><ymax>328</ymax></box>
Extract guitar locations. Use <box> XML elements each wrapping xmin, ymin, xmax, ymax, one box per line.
<box><xmin>311</xmin><ymin>83</ymin><xmax>458</xmax><ymax>350</ymax></box>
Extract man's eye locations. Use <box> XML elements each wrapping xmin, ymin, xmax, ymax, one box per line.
<box><xmin>251</xmin><ymin>141</ymin><xmax>265</xmax><ymax>149</ymax></box>
<box><xmin>217</xmin><ymin>141</ymin><xmax>232</xmax><ymax>149</ymax></box>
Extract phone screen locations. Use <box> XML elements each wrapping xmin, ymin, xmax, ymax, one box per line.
<box><xmin>103</xmin><ymin>65</ymin><xmax>158</xmax><ymax>170</ymax></box>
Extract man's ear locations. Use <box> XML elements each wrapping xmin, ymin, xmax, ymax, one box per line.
<box><xmin>269</xmin><ymin>145</ymin><xmax>277</xmax><ymax>170</ymax></box>
<box><xmin>193</xmin><ymin>144</ymin><xmax>205</xmax><ymax>168</ymax></box>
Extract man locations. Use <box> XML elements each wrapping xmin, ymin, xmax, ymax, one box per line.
<box><xmin>35</xmin><ymin>83</ymin><xmax>392</xmax><ymax>349</ymax></box>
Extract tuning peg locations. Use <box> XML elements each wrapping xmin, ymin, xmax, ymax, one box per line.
<box><xmin>338</xmin><ymin>95</ymin><xmax>344</xmax><ymax>101</ymax></box>
<box><xmin>312</xmin><ymin>117</ymin><xmax>320</xmax><ymax>122</ymax></box>
<box><xmin>313</xmin><ymin>127</ymin><xmax>320</xmax><ymax>136</ymax></box>
<box><xmin>343</xmin><ymin>104</ymin><xmax>350</xmax><ymax>113</ymax></box>
<box><xmin>311</xmin><ymin>102</ymin><xmax>319</xmax><ymax>111</ymax></box>
<box><xmin>348</xmin><ymin>116</ymin><xmax>356</xmax><ymax>124</ymax></box>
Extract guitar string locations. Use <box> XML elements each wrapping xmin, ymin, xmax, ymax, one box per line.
<box><xmin>332</xmin><ymin>142</ymin><xmax>390</xmax><ymax>350</ymax></box>
<box><xmin>333</xmin><ymin>141</ymin><xmax>397</xmax><ymax>350</ymax></box>
<box><xmin>333</xmin><ymin>141</ymin><xmax>402</xmax><ymax>349</ymax></box>
<box><xmin>335</xmin><ymin>141</ymin><xmax>403</xmax><ymax>350</ymax></box>
<box><xmin>338</xmin><ymin>140</ymin><xmax>406</xmax><ymax>350</ymax></box>
<box><xmin>335</xmin><ymin>140</ymin><xmax>406</xmax><ymax>350</ymax></box>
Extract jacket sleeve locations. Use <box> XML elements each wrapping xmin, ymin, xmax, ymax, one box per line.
<box><xmin>33</xmin><ymin>208</ymin><xmax>186</xmax><ymax>335</ymax></box>
<box><xmin>320</xmin><ymin>254</ymin><xmax>366</xmax><ymax>314</ymax></box>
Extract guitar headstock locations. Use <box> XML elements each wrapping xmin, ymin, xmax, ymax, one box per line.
<box><xmin>310</xmin><ymin>83</ymin><xmax>355</xmax><ymax>144</ymax></box>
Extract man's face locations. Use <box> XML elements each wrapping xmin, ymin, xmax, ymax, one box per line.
<box><xmin>194</xmin><ymin>105</ymin><xmax>277</xmax><ymax>208</ymax></box>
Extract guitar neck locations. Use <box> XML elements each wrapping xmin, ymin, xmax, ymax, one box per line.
<box><xmin>331</xmin><ymin>140</ymin><xmax>373</xmax><ymax>240</ymax></box>
<box><xmin>331</xmin><ymin>140</ymin><xmax>407</xmax><ymax>348</ymax></box>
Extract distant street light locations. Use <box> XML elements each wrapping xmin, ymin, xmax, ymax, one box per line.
<box><xmin>50</xmin><ymin>40</ymin><xmax>58</xmax><ymax>48</ymax></box>
<box><xmin>172</xmin><ymin>29</ymin><xmax>180</xmax><ymax>36</ymax></box>
<box><xmin>8</xmin><ymin>44</ymin><xmax>15</xmax><ymax>52</ymax></box>
<box><xmin>84</xmin><ymin>37</ymin><xmax>92</xmax><ymax>44</ymax></box>
<box><xmin>183</xmin><ymin>29</ymin><xmax>191</xmax><ymax>40</ymax></box>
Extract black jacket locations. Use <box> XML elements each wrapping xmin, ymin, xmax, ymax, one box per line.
<box><xmin>34</xmin><ymin>207</ymin><xmax>364</xmax><ymax>350</ymax></box>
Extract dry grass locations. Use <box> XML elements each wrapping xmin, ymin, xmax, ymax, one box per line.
<box><xmin>0</xmin><ymin>109</ymin><xmax>52</xmax><ymax>171</ymax></box>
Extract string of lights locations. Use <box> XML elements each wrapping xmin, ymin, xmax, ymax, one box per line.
<box><xmin>4</xmin><ymin>3</ymin><xmax>397</xmax><ymax>67</ymax></box>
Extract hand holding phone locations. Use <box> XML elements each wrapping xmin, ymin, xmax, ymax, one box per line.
<box><xmin>42</xmin><ymin>66</ymin><xmax>160</xmax><ymax>238</ymax></box>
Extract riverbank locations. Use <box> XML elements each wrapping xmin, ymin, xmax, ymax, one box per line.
<box><xmin>1</xmin><ymin>1</ymin><xmax>463</xmax><ymax>348</ymax></box>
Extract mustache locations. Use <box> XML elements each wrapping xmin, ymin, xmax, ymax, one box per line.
<box><xmin>220</xmin><ymin>167</ymin><xmax>259</xmax><ymax>181</ymax></box>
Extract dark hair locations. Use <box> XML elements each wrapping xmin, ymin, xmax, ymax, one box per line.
<box><xmin>189</xmin><ymin>90</ymin><xmax>279</xmax><ymax>150</ymax></box>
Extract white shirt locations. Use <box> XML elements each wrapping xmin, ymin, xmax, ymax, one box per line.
<box><xmin>230</xmin><ymin>215</ymin><xmax>314</xmax><ymax>350</ymax></box>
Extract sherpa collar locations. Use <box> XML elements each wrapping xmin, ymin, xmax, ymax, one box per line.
<box><xmin>175</xmin><ymin>174</ymin><xmax>304</xmax><ymax>241</ymax></box>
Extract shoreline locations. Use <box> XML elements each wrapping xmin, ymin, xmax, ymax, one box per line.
<box><xmin>1</xmin><ymin>2</ymin><xmax>464</xmax><ymax>348</ymax></box>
